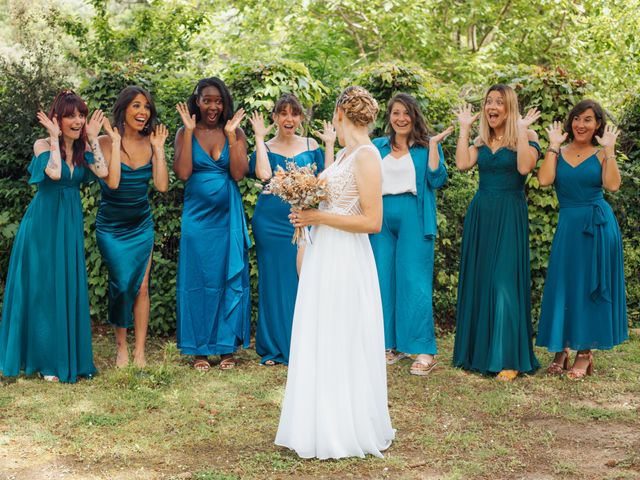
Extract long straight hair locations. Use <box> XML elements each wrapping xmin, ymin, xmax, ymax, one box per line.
<box><xmin>385</xmin><ymin>93</ymin><xmax>431</xmax><ymax>149</ymax></box>
<box><xmin>48</xmin><ymin>90</ymin><xmax>89</xmax><ymax>167</ymax></box>
<box><xmin>478</xmin><ymin>84</ymin><xmax>519</xmax><ymax>150</ymax></box>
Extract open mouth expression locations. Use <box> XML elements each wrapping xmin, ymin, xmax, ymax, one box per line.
<box><xmin>61</xmin><ymin>110</ymin><xmax>86</xmax><ymax>139</ymax></box>
<box><xmin>275</xmin><ymin>105</ymin><xmax>301</xmax><ymax>136</ymax></box>
<box><xmin>484</xmin><ymin>91</ymin><xmax>506</xmax><ymax>129</ymax></box>
<box><xmin>126</xmin><ymin>93</ymin><xmax>151</xmax><ymax>132</ymax></box>
<box><xmin>572</xmin><ymin>108</ymin><xmax>598</xmax><ymax>142</ymax></box>
<box><xmin>390</xmin><ymin>102</ymin><xmax>412</xmax><ymax>135</ymax></box>
<box><xmin>197</xmin><ymin>86</ymin><xmax>224</xmax><ymax>127</ymax></box>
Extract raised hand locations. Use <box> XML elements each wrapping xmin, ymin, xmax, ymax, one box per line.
<box><xmin>595</xmin><ymin>124</ymin><xmax>620</xmax><ymax>149</ymax></box>
<box><xmin>176</xmin><ymin>102</ymin><xmax>196</xmax><ymax>131</ymax></box>
<box><xmin>225</xmin><ymin>108</ymin><xmax>246</xmax><ymax>136</ymax></box>
<box><xmin>454</xmin><ymin>104</ymin><xmax>480</xmax><ymax>130</ymax></box>
<box><xmin>249</xmin><ymin>111</ymin><xmax>274</xmax><ymax>140</ymax></box>
<box><xmin>86</xmin><ymin>109</ymin><xmax>105</xmax><ymax>140</ymax></box>
<box><xmin>151</xmin><ymin>124</ymin><xmax>169</xmax><ymax>148</ymax></box>
<box><xmin>430</xmin><ymin>125</ymin><xmax>455</xmax><ymax>144</ymax></box>
<box><xmin>37</xmin><ymin>111</ymin><xmax>60</xmax><ymax>138</ymax></box>
<box><xmin>316</xmin><ymin>120</ymin><xmax>336</xmax><ymax>145</ymax></box>
<box><xmin>517</xmin><ymin>107</ymin><xmax>541</xmax><ymax>130</ymax></box>
<box><xmin>102</xmin><ymin>117</ymin><xmax>121</xmax><ymax>145</ymax></box>
<box><xmin>545</xmin><ymin>121</ymin><xmax>567</xmax><ymax>147</ymax></box>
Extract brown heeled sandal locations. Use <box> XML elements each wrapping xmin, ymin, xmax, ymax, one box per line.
<box><xmin>567</xmin><ymin>351</ymin><xmax>593</xmax><ymax>380</ymax></box>
<box><xmin>546</xmin><ymin>348</ymin><xmax>570</xmax><ymax>375</ymax></box>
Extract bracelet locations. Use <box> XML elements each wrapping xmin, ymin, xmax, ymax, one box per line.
<box><xmin>604</xmin><ymin>154</ymin><xmax>615</xmax><ymax>162</ymax></box>
<box><xmin>547</xmin><ymin>147</ymin><xmax>560</xmax><ymax>156</ymax></box>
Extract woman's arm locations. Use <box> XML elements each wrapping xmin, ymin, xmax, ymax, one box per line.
<box><xmin>99</xmin><ymin>118</ymin><xmax>122</xmax><ymax>189</ymax></box>
<box><xmin>537</xmin><ymin>121</ymin><xmax>567</xmax><ymax>187</ymax></box>
<box><xmin>291</xmin><ymin>147</ymin><xmax>382</xmax><ymax>234</ymax></box>
<box><xmin>516</xmin><ymin>108</ymin><xmax>542</xmax><ymax>175</ymax></box>
<box><xmin>86</xmin><ymin>110</ymin><xmax>109</xmax><ymax>178</ymax></box>
<box><xmin>596</xmin><ymin>124</ymin><xmax>622</xmax><ymax>192</ymax></box>
<box><xmin>454</xmin><ymin>104</ymin><xmax>480</xmax><ymax>171</ymax></box>
<box><xmin>35</xmin><ymin>112</ymin><xmax>62</xmax><ymax>180</ymax></box>
<box><xmin>150</xmin><ymin>124</ymin><xmax>169</xmax><ymax>192</ymax></box>
<box><xmin>174</xmin><ymin>102</ymin><xmax>195</xmax><ymax>181</ymax></box>
<box><xmin>317</xmin><ymin>120</ymin><xmax>336</xmax><ymax>168</ymax></box>
<box><xmin>248</xmin><ymin>111</ymin><xmax>274</xmax><ymax>181</ymax></box>
<box><xmin>225</xmin><ymin>109</ymin><xmax>248</xmax><ymax>181</ymax></box>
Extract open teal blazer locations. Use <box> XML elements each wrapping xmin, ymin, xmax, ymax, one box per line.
<box><xmin>372</xmin><ymin>136</ymin><xmax>447</xmax><ymax>238</ymax></box>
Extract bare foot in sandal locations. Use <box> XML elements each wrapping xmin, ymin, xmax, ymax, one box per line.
<box><xmin>193</xmin><ymin>356</ymin><xmax>210</xmax><ymax>372</ymax></box>
<box><xmin>219</xmin><ymin>354</ymin><xmax>236</xmax><ymax>370</ymax></box>
<box><xmin>410</xmin><ymin>354</ymin><xmax>437</xmax><ymax>376</ymax></box>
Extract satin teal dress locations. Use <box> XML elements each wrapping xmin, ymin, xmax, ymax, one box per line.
<box><xmin>96</xmin><ymin>160</ymin><xmax>154</xmax><ymax>329</ymax></box>
<box><xmin>453</xmin><ymin>144</ymin><xmax>540</xmax><ymax>374</ymax></box>
<box><xmin>0</xmin><ymin>151</ymin><xmax>97</xmax><ymax>383</ymax></box>
<box><xmin>536</xmin><ymin>153</ymin><xmax>627</xmax><ymax>351</ymax></box>
<box><xmin>177</xmin><ymin>136</ymin><xmax>251</xmax><ymax>356</ymax></box>
<box><xmin>249</xmin><ymin>145</ymin><xmax>324</xmax><ymax>365</ymax></box>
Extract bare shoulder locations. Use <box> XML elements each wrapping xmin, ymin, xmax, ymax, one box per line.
<box><xmin>33</xmin><ymin>138</ymin><xmax>50</xmax><ymax>156</ymax></box>
<box><xmin>354</xmin><ymin>145</ymin><xmax>382</xmax><ymax>170</ymax></box>
<box><xmin>305</xmin><ymin>137</ymin><xmax>320</xmax><ymax>150</ymax></box>
<box><xmin>98</xmin><ymin>134</ymin><xmax>112</xmax><ymax>148</ymax></box>
<box><xmin>527</xmin><ymin>129</ymin><xmax>539</xmax><ymax>142</ymax></box>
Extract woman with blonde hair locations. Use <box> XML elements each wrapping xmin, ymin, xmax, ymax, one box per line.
<box><xmin>452</xmin><ymin>84</ymin><xmax>541</xmax><ymax>381</ymax></box>
<box><xmin>275</xmin><ymin>86</ymin><xmax>395</xmax><ymax>459</ymax></box>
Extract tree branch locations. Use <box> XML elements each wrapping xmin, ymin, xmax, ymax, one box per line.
<box><xmin>478</xmin><ymin>0</ymin><xmax>513</xmax><ymax>49</ymax></box>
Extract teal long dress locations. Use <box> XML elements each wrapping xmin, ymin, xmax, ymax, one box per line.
<box><xmin>249</xmin><ymin>145</ymin><xmax>324</xmax><ymax>365</ymax></box>
<box><xmin>0</xmin><ymin>151</ymin><xmax>97</xmax><ymax>383</ymax></box>
<box><xmin>176</xmin><ymin>136</ymin><xmax>251</xmax><ymax>355</ymax></box>
<box><xmin>96</xmin><ymin>161</ymin><xmax>154</xmax><ymax>329</ymax></box>
<box><xmin>536</xmin><ymin>153</ymin><xmax>627</xmax><ymax>351</ymax></box>
<box><xmin>453</xmin><ymin>144</ymin><xmax>540</xmax><ymax>374</ymax></box>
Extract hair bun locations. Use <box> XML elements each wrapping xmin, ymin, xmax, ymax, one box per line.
<box><xmin>336</xmin><ymin>86</ymin><xmax>379</xmax><ymax>126</ymax></box>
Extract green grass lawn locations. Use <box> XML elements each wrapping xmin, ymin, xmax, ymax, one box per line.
<box><xmin>1</xmin><ymin>328</ymin><xmax>639</xmax><ymax>479</ymax></box>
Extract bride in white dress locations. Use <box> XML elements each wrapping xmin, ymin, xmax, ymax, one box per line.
<box><xmin>275</xmin><ymin>86</ymin><xmax>395</xmax><ymax>459</ymax></box>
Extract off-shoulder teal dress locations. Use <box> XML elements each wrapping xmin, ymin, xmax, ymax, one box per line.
<box><xmin>0</xmin><ymin>151</ymin><xmax>97</xmax><ymax>383</ymax></box>
<box><xmin>176</xmin><ymin>136</ymin><xmax>251</xmax><ymax>356</ymax></box>
<box><xmin>96</xmin><ymin>160</ymin><xmax>154</xmax><ymax>329</ymax></box>
<box><xmin>453</xmin><ymin>144</ymin><xmax>540</xmax><ymax>375</ymax></box>
<box><xmin>536</xmin><ymin>152</ymin><xmax>627</xmax><ymax>351</ymax></box>
<box><xmin>249</xmin><ymin>145</ymin><xmax>324</xmax><ymax>365</ymax></box>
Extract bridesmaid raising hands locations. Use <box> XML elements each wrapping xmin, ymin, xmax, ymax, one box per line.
<box><xmin>96</xmin><ymin>86</ymin><xmax>169</xmax><ymax>368</ymax></box>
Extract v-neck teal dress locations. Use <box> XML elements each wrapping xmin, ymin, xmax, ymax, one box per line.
<box><xmin>96</xmin><ymin>160</ymin><xmax>154</xmax><ymax>329</ymax></box>
<box><xmin>453</xmin><ymin>144</ymin><xmax>540</xmax><ymax>375</ymax></box>
<box><xmin>536</xmin><ymin>153</ymin><xmax>627</xmax><ymax>351</ymax></box>
<box><xmin>249</xmin><ymin>146</ymin><xmax>324</xmax><ymax>365</ymax></box>
<box><xmin>0</xmin><ymin>151</ymin><xmax>97</xmax><ymax>383</ymax></box>
<box><xmin>176</xmin><ymin>136</ymin><xmax>251</xmax><ymax>356</ymax></box>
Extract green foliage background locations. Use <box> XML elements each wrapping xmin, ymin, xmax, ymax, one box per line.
<box><xmin>1</xmin><ymin>0</ymin><xmax>638</xmax><ymax>332</ymax></box>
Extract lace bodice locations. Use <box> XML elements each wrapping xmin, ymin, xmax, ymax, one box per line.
<box><xmin>319</xmin><ymin>144</ymin><xmax>380</xmax><ymax>216</ymax></box>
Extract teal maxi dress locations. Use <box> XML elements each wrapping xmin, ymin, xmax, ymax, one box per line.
<box><xmin>249</xmin><ymin>144</ymin><xmax>324</xmax><ymax>365</ymax></box>
<box><xmin>453</xmin><ymin>144</ymin><xmax>540</xmax><ymax>374</ymax></box>
<box><xmin>176</xmin><ymin>137</ymin><xmax>251</xmax><ymax>355</ymax></box>
<box><xmin>370</xmin><ymin>138</ymin><xmax>447</xmax><ymax>355</ymax></box>
<box><xmin>96</xmin><ymin>160</ymin><xmax>154</xmax><ymax>328</ymax></box>
<box><xmin>536</xmin><ymin>153</ymin><xmax>627</xmax><ymax>351</ymax></box>
<box><xmin>0</xmin><ymin>151</ymin><xmax>97</xmax><ymax>383</ymax></box>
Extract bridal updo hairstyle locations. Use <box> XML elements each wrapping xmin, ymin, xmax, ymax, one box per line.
<box><xmin>335</xmin><ymin>86</ymin><xmax>379</xmax><ymax>126</ymax></box>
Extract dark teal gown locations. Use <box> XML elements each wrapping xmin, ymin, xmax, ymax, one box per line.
<box><xmin>0</xmin><ymin>151</ymin><xmax>97</xmax><ymax>383</ymax></box>
<box><xmin>536</xmin><ymin>153</ymin><xmax>627</xmax><ymax>351</ymax></box>
<box><xmin>96</xmin><ymin>161</ymin><xmax>154</xmax><ymax>329</ymax></box>
<box><xmin>453</xmin><ymin>144</ymin><xmax>540</xmax><ymax>374</ymax></box>
<box><xmin>177</xmin><ymin>136</ymin><xmax>251</xmax><ymax>356</ymax></box>
<box><xmin>249</xmin><ymin>146</ymin><xmax>324</xmax><ymax>365</ymax></box>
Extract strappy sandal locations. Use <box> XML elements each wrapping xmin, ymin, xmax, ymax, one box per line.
<box><xmin>193</xmin><ymin>358</ymin><xmax>210</xmax><ymax>372</ymax></box>
<box><xmin>385</xmin><ymin>349</ymin><xmax>409</xmax><ymax>365</ymax></box>
<box><xmin>567</xmin><ymin>351</ymin><xmax>593</xmax><ymax>380</ymax></box>
<box><xmin>261</xmin><ymin>359</ymin><xmax>277</xmax><ymax>366</ymax></box>
<box><xmin>219</xmin><ymin>355</ymin><xmax>236</xmax><ymax>371</ymax></box>
<box><xmin>546</xmin><ymin>348</ymin><xmax>570</xmax><ymax>375</ymax></box>
<box><xmin>410</xmin><ymin>357</ymin><xmax>438</xmax><ymax>376</ymax></box>
<box><xmin>39</xmin><ymin>373</ymin><xmax>59</xmax><ymax>382</ymax></box>
<box><xmin>496</xmin><ymin>369</ymin><xmax>518</xmax><ymax>382</ymax></box>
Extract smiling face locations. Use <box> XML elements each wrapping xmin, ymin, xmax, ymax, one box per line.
<box><xmin>59</xmin><ymin>109</ymin><xmax>86</xmax><ymax>141</ymax></box>
<box><xmin>571</xmin><ymin>108</ymin><xmax>600</xmax><ymax>144</ymax></box>
<box><xmin>125</xmin><ymin>93</ymin><xmax>152</xmax><ymax>133</ymax></box>
<box><xmin>389</xmin><ymin>101</ymin><xmax>412</xmax><ymax>136</ymax></box>
<box><xmin>484</xmin><ymin>90</ymin><xmax>507</xmax><ymax>130</ymax></box>
<box><xmin>273</xmin><ymin>104</ymin><xmax>301</xmax><ymax>137</ymax></box>
<box><xmin>196</xmin><ymin>85</ymin><xmax>223</xmax><ymax>127</ymax></box>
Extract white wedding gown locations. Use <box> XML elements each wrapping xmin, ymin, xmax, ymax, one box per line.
<box><xmin>275</xmin><ymin>144</ymin><xmax>395</xmax><ymax>459</ymax></box>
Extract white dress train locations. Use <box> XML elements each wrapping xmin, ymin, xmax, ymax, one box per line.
<box><xmin>275</xmin><ymin>144</ymin><xmax>395</xmax><ymax>459</ymax></box>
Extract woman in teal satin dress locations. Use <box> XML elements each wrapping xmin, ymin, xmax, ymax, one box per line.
<box><xmin>371</xmin><ymin>93</ymin><xmax>452</xmax><ymax>376</ymax></box>
<box><xmin>174</xmin><ymin>77</ymin><xmax>250</xmax><ymax>371</ymax></box>
<box><xmin>0</xmin><ymin>91</ymin><xmax>111</xmax><ymax>383</ymax></box>
<box><xmin>452</xmin><ymin>84</ymin><xmax>541</xmax><ymax>381</ymax></box>
<box><xmin>248</xmin><ymin>94</ymin><xmax>334</xmax><ymax>365</ymax></box>
<box><xmin>96</xmin><ymin>86</ymin><xmax>169</xmax><ymax>368</ymax></box>
<box><xmin>536</xmin><ymin>100</ymin><xmax>627</xmax><ymax>379</ymax></box>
